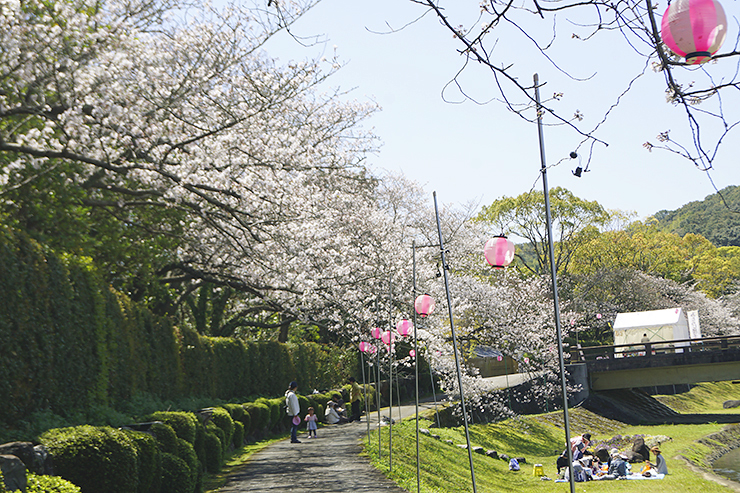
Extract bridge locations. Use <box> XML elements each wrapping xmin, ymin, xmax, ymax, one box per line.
<box><xmin>562</xmin><ymin>335</ymin><xmax>740</xmax><ymax>424</ymax></box>
<box><xmin>569</xmin><ymin>334</ymin><xmax>740</xmax><ymax>391</ymax></box>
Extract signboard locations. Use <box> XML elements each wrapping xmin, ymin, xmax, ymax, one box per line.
<box><xmin>687</xmin><ymin>310</ymin><xmax>701</xmax><ymax>340</ymax></box>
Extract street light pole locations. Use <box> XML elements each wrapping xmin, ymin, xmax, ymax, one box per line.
<box><xmin>534</xmin><ymin>72</ymin><xmax>575</xmax><ymax>493</ymax></box>
<box><xmin>433</xmin><ymin>191</ymin><xmax>477</xmax><ymax>493</ymax></box>
<box><xmin>412</xmin><ymin>240</ymin><xmax>421</xmax><ymax>493</ymax></box>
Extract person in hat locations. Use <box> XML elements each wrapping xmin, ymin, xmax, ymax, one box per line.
<box><xmin>570</xmin><ymin>433</ymin><xmax>591</xmax><ymax>460</ymax></box>
<box><xmin>285</xmin><ymin>381</ymin><xmax>301</xmax><ymax>443</ymax></box>
<box><xmin>649</xmin><ymin>446</ymin><xmax>668</xmax><ymax>475</ymax></box>
<box><xmin>607</xmin><ymin>448</ymin><xmax>628</xmax><ymax>478</ymax></box>
<box><xmin>324</xmin><ymin>401</ymin><xmax>349</xmax><ymax>425</ymax></box>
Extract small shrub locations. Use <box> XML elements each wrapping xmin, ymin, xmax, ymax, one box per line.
<box><xmin>193</xmin><ymin>421</ymin><xmax>207</xmax><ymax>471</ymax></box>
<box><xmin>148</xmin><ymin>412</ymin><xmax>197</xmax><ymax>444</ymax></box>
<box><xmin>221</xmin><ymin>404</ymin><xmax>244</xmax><ymax>422</ymax></box>
<box><xmin>205</xmin><ymin>423</ymin><xmax>226</xmax><ymax>454</ymax></box>
<box><xmin>159</xmin><ymin>452</ymin><xmax>193</xmax><ymax>493</ymax></box>
<box><xmin>297</xmin><ymin>395</ymin><xmax>310</xmax><ymax>417</ymax></box>
<box><xmin>150</xmin><ymin>422</ymin><xmax>178</xmax><ymax>454</ymax></box>
<box><xmin>232</xmin><ymin>421</ymin><xmax>244</xmax><ymax>449</ymax></box>
<box><xmin>210</xmin><ymin>408</ymin><xmax>234</xmax><ymax>451</ymax></box>
<box><xmin>236</xmin><ymin>408</ymin><xmax>251</xmax><ymax>440</ymax></box>
<box><xmin>26</xmin><ymin>472</ymin><xmax>82</xmax><ymax>493</ymax></box>
<box><xmin>244</xmin><ymin>403</ymin><xmax>269</xmax><ymax>435</ymax></box>
<box><xmin>39</xmin><ymin>425</ymin><xmax>138</xmax><ymax>493</ymax></box>
<box><xmin>267</xmin><ymin>398</ymin><xmax>285</xmax><ymax>430</ymax></box>
<box><xmin>254</xmin><ymin>399</ymin><xmax>279</xmax><ymax>430</ymax></box>
<box><xmin>175</xmin><ymin>438</ymin><xmax>199</xmax><ymax>493</ymax></box>
<box><xmin>203</xmin><ymin>432</ymin><xmax>223</xmax><ymax>474</ymax></box>
<box><xmin>121</xmin><ymin>429</ymin><xmax>162</xmax><ymax>493</ymax></box>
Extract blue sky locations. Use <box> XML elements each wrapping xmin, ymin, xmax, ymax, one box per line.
<box><xmin>262</xmin><ymin>0</ymin><xmax>740</xmax><ymax>221</ymax></box>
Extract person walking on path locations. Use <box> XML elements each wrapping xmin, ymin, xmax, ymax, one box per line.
<box><xmin>304</xmin><ymin>407</ymin><xmax>318</xmax><ymax>438</ymax></box>
<box><xmin>348</xmin><ymin>377</ymin><xmax>363</xmax><ymax>422</ymax></box>
<box><xmin>285</xmin><ymin>381</ymin><xmax>301</xmax><ymax>443</ymax></box>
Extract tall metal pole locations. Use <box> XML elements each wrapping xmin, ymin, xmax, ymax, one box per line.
<box><xmin>388</xmin><ymin>275</ymin><xmax>393</xmax><ymax>472</ymax></box>
<box><xmin>433</xmin><ymin>191</ymin><xmax>477</xmax><ymax>493</ymax></box>
<box><xmin>377</xmin><ymin>346</ymin><xmax>382</xmax><ymax>459</ymax></box>
<box><xmin>534</xmin><ymin>72</ymin><xmax>575</xmax><ymax>493</ymax></box>
<box><xmin>430</xmin><ymin>361</ymin><xmax>440</xmax><ymax>428</ymax></box>
<box><xmin>412</xmin><ymin>240</ymin><xmax>421</xmax><ymax>493</ymax></box>
<box><xmin>360</xmin><ymin>347</ymin><xmax>370</xmax><ymax>437</ymax></box>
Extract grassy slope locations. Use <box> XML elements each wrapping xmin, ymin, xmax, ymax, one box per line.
<box><xmin>363</xmin><ymin>382</ymin><xmax>740</xmax><ymax>493</ymax></box>
<box><xmin>655</xmin><ymin>381</ymin><xmax>740</xmax><ymax>414</ymax></box>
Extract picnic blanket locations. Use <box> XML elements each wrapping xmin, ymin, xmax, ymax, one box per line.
<box><xmin>555</xmin><ymin>473</ymin><xmax>665</xmax><ymax>482</ymax></box>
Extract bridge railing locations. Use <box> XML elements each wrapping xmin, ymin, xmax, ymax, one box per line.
<box><xmin>569</xmin><ymin>334</ymin><xmax>740</xmax><ymax>362</ymax></box>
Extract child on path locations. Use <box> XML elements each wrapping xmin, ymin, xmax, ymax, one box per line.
<box><xmin>304</xmin><ymin>407</ymin><xmax>318</xmax><ymax>438</ymax></box>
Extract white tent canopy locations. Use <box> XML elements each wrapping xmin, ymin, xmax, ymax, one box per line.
<box><xmin>613</xmin><ymin>308</ymin><xmax>695</xmax><ymax>355</ymax></box>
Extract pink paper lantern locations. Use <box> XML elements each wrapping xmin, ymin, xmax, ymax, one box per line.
<box><xmin>396</xmin><ymin>319</ymin><xmax>413</xmax><ymax>337</ymax></box>
<box><xmin>524</xmin><ymin>357</ymin><xmax>530</xmax><ymax>364</ymax></box>
<box><xmin>359</xmin><ymin>341</ymin><xmax>370</xmax><ymax>353</ymax></box>
<box><xmin>409</xmin><ymin>349</ymin><xmax>416</xmax><ymax>358</ymax></box>
<box><xmin>596</xmin><ymin>313</ymin><xmax>602</xmax><ymax>320</ymax></box>
<box><xmin>371</xmin><ymin>327</ymin><xmax>382</xmax><ymax>339</ymax></box>
<box><xmin>414</xmin><ymin>294</ymin><xmax>436</xmax><ymax>317</ymax></box>
<box><xmin>484</xmin><ymin>236</ymin><xmax>516</xmax><ymax>269</ymax></box>
<box><xmin>661</xmin><ymin>0</ymin><xmax>727</xmax><ymax>64</ymax></box>
<box><xmin>367</xmin><ymin>345</ymin><xmax>377</xmax><ymax>355</ymax></box>
<box><xmin>497</xmin><ymin>355</ymin><xmax>503</xmax><ymax>362</ymax></box>
<box><xmin>381</xmin><ymin>330</ymin><xmax>396</xmax><ymax>345</ymax></box>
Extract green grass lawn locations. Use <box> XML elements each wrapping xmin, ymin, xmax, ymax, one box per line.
<box><xmin>363</xmin><ymin>382</ymin><xmax>740</xmax><ymax>493</ymax></box>
<box><xmin>655</xmin><ymin>381</ymin><xmax>740</xmax><ymax>414</ymax></box>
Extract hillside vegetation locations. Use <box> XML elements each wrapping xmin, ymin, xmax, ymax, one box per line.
<box><xmin>654</xmin><ymin>185</ymin><xmax>740</xmax><ymax>247</ymax></box>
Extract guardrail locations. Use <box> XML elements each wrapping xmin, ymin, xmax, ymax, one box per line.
<box><xmin>569</xmin><ymin>334</ymin><xmax>740</xmax><ymax>362</ymax></box>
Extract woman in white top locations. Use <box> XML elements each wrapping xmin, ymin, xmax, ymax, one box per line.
<box><xmin>324</xmin><ymin>402</ymin><xmax>348</xmax><ymax>424</ymax></box>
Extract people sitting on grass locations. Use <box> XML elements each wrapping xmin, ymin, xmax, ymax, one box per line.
<box><xmin>649</xmin><ymin>446</ymin><xmax>668</xmax><ymax>475</ymax></box>
<box><xmin>324</xmin><ymin>401</ymin><xmax>349</xmax><ymax>425</ymax></box>
<box><xmin>331</xmin><ymin>394</ymin><xmax>347</xmax><ymax>418</ymax></box>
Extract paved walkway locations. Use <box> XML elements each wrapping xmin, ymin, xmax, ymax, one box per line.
<box><xmin>218</xmin><ymin>400</ymin><xmax>444</xmax><ymax>493</ymax></box>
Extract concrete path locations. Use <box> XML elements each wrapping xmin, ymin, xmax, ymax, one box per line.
<box><xmin>218</xmin><ymin>400</ymin><xmax>443</xmax><ymax>493</ymax></box>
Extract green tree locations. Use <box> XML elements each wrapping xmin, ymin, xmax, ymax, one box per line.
<box><xmin>571</xmin><ymin>221</ymin><xmax>740</xmax><ymax>298</ymax></box>
<box><xmin>475</xmin><ymin>187</ymin><xmax>614</xmax><ymax>276</ymax></box>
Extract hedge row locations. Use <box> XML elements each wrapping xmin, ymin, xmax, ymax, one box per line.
<box><xmin>36</xmin><ymin>388</ymin><xmax>364</xmax><ymax>493</ymax></box>
<box><xmin>0</xmin><ymin>226</ymin><xmax>356</xmax><ymax>427</ymax></box>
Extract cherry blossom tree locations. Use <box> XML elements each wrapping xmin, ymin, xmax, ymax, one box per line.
<box><xmin>0</xmin><ymin>0</ymin><xmax>414</xmax><ymax>339</ymax></box>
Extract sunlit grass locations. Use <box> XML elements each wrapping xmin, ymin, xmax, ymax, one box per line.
<box><xmin>656</xmin><ymin>381</ymin><xmax>740</xmax><ymax>414</ymax></box>
<box><xmin>363</xmin><ymin>401</ymin><xmax>737</xmax><ymax>492</ymax></box>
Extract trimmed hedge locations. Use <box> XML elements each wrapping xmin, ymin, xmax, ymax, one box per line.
<box><xmin>148</xmin><ymin>412</ymin><xmax>197</xmax><ymax>444</ymax></box>
<box><xmin>150</xmin><ymin>422</ymin><xmax>178</xmax><ymax>454</ymax></box>
<box><xmin>160</xmin><ymin>453</ymin><xmax>193</xmax><ymax>493</ymax></box>
<box><xmin>244</xmin><ymin>402</ymin><xmax>269</xmax><ymax>436</ymax></box>
<box><xmin>0</xmin><ymin>226</ymin><xmax>353</xmax><ymax>430</ymax></box>
<box><xmin>26</xmin><ymin>473</ymin><xmax>82</xmax><ymax>493</ymax></box>
<box><xmin>39</xmin><ymin>425</ymin><xmax>138</xmax><ymax>493</ymax></box>
<box><xmin>209</xmin><ymin>408</ymin><xmax>234</xmax><ymax>452</ymax></box>
<box><xmin>203</xmin><ymin>432</ymin><xmax>222</xmax><ymax>474</ymax></box>
<box><xmin>175</xmin><ymin>438</ymin><xmax>199</xmax><ymax>493</ymax></box>
<box><xmin>232</xmin><ymin>421</ymin><xmax>244</xmax><ymax>449</ymax></box>
<box><xmin>122</xmin><ymin>429</ymin><xmax>162</xmax><ymax>493</ymax></box>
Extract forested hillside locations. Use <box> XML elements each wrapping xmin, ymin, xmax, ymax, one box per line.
<box><xmin>654</xmin><ymin>186</ymin><xmax>740</xmax><ymax>247</ymax></box>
